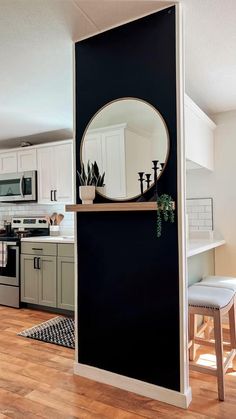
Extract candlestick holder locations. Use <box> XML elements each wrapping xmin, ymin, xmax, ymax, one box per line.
<box><xmin>152</xmin><ymin>160</ymin><xmax>159</xmax><ymax>199</ymax></box>
<box><xmin>138</xmin><ymin>172</ymin><xmax>145</xmax><ymax>195</ymax></box>
<box><xmin>145</xmin><ymin>173</ymin><xmax>152</xmax><ymax>189</ymax></box>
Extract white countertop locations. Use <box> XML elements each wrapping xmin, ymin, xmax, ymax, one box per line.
<box><xmin>187</xmin><ymin>238</ymin><xmax>226</xmax><ymax>258</ymax></box>
<box><xmin>21</xmin><ymin>236</ymin><xmax>75</xmax><ymax>244</ymax></box>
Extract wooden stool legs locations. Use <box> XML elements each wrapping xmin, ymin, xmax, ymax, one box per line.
<box><xmin>189</xmin><ymin>313</ymin><xmax>197</xmax><ymax>361</ymax></box>
<box><xmin>214</xmin><ymin>310</ymin><xmax>224</xmax><ymax>401</ymax></box>
<box><xmin>189</xmin><ymin>298</ymin><xmax>236</xmax><ymax>401</ymax></box>
<box><xmin>229</xmin><ymin>301</ymin><xmax>236</xmax><ymax>349</ymax></box>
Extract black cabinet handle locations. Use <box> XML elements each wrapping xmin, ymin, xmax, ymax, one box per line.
<box><xmin>33</xmin><ymin>257</ymin><xmax>37</xmax><ymax>269</ymax></box>
<box><xmin>50</xmin><ymin>190</ymin><xmax>54</xmax><ymax>201</ymax></box>
<box><xmin>37</xmin><ymin>257</ymin><xmax>40</xmax><ymax>270</ymax></box>
<box><xmin>32</xmin><ymin>248</ymin><xmax>43</xmax><ymax>251</ymax></box>
<box><xmin>54</xmin><ymin>190</ymin><xmax>57</xmax><ymax>201</ymax></box>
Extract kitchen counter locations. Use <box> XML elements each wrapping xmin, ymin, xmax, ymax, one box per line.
<box><xmin>187</xmin><ymin>238</ymin><xmax>225</xmax><ymax>258</ymax></box>
<box><xmin>21</xmin><ymin>236</ymin><xmax>75</xmax><ymax>244</ymax></box>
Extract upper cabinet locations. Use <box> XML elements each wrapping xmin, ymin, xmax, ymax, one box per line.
<box><xmin>185</xmin><ymin>94</ymin><xmax>216</xmax><ymax>171</ymax></box>
<box><xmin>0</xmin><ymin>149</ymin><xmax>37</xmax><ymax>174</ymax></box>
<box><xmin>0</xmin><ymin>140</ymin><xmax>74</xmax><ymax>204</ymax></box>
<box><xmin>37</xmin><ymin>145</ymin><xmax>54</xmax><ymax>203</ymax></box>
<box><xmin>0</xmin><ymin>152</ymin><xmax>17</xmax><ymax>174</ymax></box>
<box><xmin>83</xmin><ymin>125</ymin><xmax>127</xmax><ymax>198</ymax></box>
<box><xmin>17</xmin><ymin>148</ymin><xmax>37</xmax><ymax>172</ymax></box>
<box><xmin>37</xmin><ymin>141</ymin><xmax>73</xmax><ymax>204</ymax></box>
<box><xmin>82</xmin><ymin>123</ymin><xmax>153</xmax><ymax>199</ymax></box>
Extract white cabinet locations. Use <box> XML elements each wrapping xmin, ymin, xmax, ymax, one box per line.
<box><xmin>0</xmin><ymin>152</ymin><xmax>17</xmax><ymax>174</ymax></box>
<box><xmin>53</xmin><ymin>143</ymin><xmax>74</xmax><ymax>203</ymax></box>
<box><xmin>185</xmin><ymin>94</ymin><xmax>216</xmax><ymax>171</ymax></box>
<box><xmin>82</xmin><ymin>124</ymin><xmax>151</xmax><ymax>199</ymax></box>
<box><xmin>0</xmin><ymin>149</ymin><xmax>36</xmax><ymax>173</ymax></box>
<box><xmin>17</xmin><ymin>149</ymin><xmax>37</xmax><ymax>172</ymax></box>
<box><xmin>0</xmin><ymin>140</ymin><xmax>73</xmax><ymax>204</ymax></box>
<box><xmin>84</xmin><ymin>126</ymin><xmax>126</xmax><ymax>198</ymax></box>
<box><xmin>37</xmin><ymin>145</ymin><xmax>53</xmax><ymax>203</ymax></box>
<box><xmin>37</xmin><ymin>141</ymin><xmax>73</xmax><ymax>204</ymax></box>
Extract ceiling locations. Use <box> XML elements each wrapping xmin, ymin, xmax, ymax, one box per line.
<box><xmin>0</xmin><ymin>0</ymin><xmax>235</xmax><ymax>146</ymax></box>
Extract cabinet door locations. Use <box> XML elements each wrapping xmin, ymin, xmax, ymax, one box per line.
<box><xmin>37</xmin><ymin>147</ymin><xmax>53</xmax><ymax>203</ymax></box>
<box><xmin>185</xmin><ymin>95</ymin><xmax>215</xmax><ymax>171</ymax></box>
<box><xmin>101</xmin><ymin>129</ymin><xmax>126</xmax><ymax>198</ymax></box>
<box><xmin>0</xmin><ymin>152</ymin><xmax>17</xmax><ymax>174</ymax></box>
<box><xmin>54</xmin><ymin>143</ymin><xmax>73</xmax><ymax>203</ymax></box>
<box><xmin>21</xmin><ymin>255</ymin><xmax>38</xmax><ymax>304</ymax></box>
<box><xmin>57</xmin><ymin>256</ymin><xmax>74</xmax><ymax>311</ymax></box>
<box><xmin>38</xmin><ymin>256</ymin><xmax>57</xmax><ymax>308</ymax></box>
<box><xmin>82</xmin><ymin>132</ymin><xmax>103</xmax><ymax>170</ymax></box>
<box><xmin>18</xmin><ymin>149</ymin><xmax>37</xmax><ymax>172</ymax></box>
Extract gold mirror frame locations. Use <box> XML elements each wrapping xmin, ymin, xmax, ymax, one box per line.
<box><xmin>80</xmin><ymin>97</ymin><xmax>170</xmax><ymax>202</ymax></box>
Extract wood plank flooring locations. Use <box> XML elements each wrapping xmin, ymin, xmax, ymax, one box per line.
<box><xmin>0</xmin><ymin>307</ymin><xmax>236</xmax><ymax>418</ymax></box>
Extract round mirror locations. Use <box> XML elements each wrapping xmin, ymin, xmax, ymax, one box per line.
<box><xmin>81</xmin><ymin>98</ymin><xmax>169</xmax><ymax>201</ymax></box>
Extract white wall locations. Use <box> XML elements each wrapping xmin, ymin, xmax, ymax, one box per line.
<box><xmin>187</xmin><ymin>110</ymin><xmax>236</xmax><ymax>276</ymax></box>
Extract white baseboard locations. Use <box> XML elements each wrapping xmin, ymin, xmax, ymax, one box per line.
<box><xmin>74</xmin><ymin>362</ymin><xmax>192</xmax><ymax>409</ymax></box>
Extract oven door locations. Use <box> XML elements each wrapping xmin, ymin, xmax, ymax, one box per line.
<box><xmin>0</xmin><ymin>244</ymin><xmax>19</xmax><ymax>286</ymax></box>
<box><xmin>0</xmin><ymin>171</ymin><xmax>37</xmax><ymax>202</ymax></box>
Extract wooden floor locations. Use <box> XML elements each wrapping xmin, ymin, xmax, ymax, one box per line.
<box><xmin>0</xmin><ymin>308</ymin><xmax>236</xmax><ymax>419</ymax></box>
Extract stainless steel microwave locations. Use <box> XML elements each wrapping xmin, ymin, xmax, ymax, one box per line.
<box><xmin>0</xmin><ymin>171</ymin><xmax>37</xmax><ymax>202</ymax></box>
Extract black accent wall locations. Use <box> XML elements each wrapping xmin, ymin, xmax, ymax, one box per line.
<box><xmin>75</xmin><ymin>6</ymin><xmax>180</xmax><ymax>391</ymax></box>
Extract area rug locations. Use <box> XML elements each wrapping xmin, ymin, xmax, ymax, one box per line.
<box><xmin>18</xmin><ymin>316</ymin><xmax>75</xmax><ymax>349</ymax></box>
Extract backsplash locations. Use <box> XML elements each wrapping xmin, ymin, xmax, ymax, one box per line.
<box><xmin>187</xmin><ymin>198</ymin><xmax>213</xmax><ymax>232</ymax></box>
<box><xmin>0</xmin><ymin>203</ymin><xmax>74</xmax><ymax>236</ymax></box>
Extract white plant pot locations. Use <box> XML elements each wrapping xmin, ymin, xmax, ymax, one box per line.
<box><xmin>79</xmin><ymin>186</ymin><xmax>95</xmax><ymax>204</ymax></box>
<box><xmin>96</xmin><ymin>186</ymin><xmax>106</xmax><ymax>196</ymax></box>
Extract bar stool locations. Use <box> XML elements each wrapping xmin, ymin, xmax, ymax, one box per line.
<box><xmin>188</xmin><ymin>285</ymin><xmax>236</xmax><ymax>401</ymax></box>
<box><xmin>195</xmin><ymin>276</ymin><xmax>236</xmax><ymax>338</ymax></box>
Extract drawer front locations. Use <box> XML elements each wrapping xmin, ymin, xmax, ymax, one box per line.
<box><xmin>58</xmin><ymin>244</ymin><xmax>74</xmax><ymax>258</ymax></box>
<box><xmin>21</xmin><ymin>242</ymin><xmax>57</xmax><ymax>256</ymax></box>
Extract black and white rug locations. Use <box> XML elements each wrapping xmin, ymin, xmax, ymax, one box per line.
<box><xmin>18</xmin><ymin>316</ymin><xmax>75</xmax><ymax>349</ymax></box>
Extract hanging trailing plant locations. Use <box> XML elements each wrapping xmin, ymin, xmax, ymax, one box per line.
<box><xmin>156</xmin><ymin>194</ymin><xmax>175</xmax><ymax>238</ymax></box>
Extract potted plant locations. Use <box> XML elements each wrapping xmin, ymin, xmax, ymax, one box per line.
<box><xmin>92</xmin><ymin>161</ymin><xmax>106</xmax><ymax>195</ymax></box>
<box><xmin>156</xmin><ymin>194</ymin><xmax>175</xmax><ymax>238</ymax></box>
<box><xmin>77</xmin><ymin>162</ymin><xmax>96</xmax><ymax>204</ymax></box>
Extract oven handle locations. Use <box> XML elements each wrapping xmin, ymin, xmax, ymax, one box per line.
<box><xmin>20</xmin><ymin>175</ymin><xmax>24</xmax><ymax>197</ymax></box>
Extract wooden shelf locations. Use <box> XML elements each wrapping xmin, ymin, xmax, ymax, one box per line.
<box><xmin>66</xmin><ymin>202</ymin><xmax>175</xmax><ymax>213</ymax></box>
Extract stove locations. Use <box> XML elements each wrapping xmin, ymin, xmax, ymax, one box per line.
<box><xmin>0</xmin><ymin>217</ymin><xmax>49</xmax><ymax>308</ymax></box>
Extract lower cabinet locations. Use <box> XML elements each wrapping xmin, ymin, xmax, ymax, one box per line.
<box><xmin>57</xmin><ymin>256</ymin><xmax>75</xmax><ymax>310</ymax></box>
<box><xmin>38</xmin><ymin>256</ymin><xmax>57</xmax><ymax>307</ymax></box>
<box><xmin>21</xmin><ymin>255</ymin><xmax>39</xmax><ymax>304</ymax></box>
<box><xmin>21</xmin><ymin>243</ymin><xmax>74</xmax><ymax>311</ymax></box>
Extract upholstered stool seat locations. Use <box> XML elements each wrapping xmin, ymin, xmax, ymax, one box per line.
<box><xmin>188</xmin><ymin>285</ymin><xmax>236</xmax><ymax>401</ymax></box>
<box><xmin>196</xmin><ymin>275</ymin><xmax>236</xmax><ymax>292</ymax></box>
<box><xmin>188</xmin><ymin>285</ymin><xmax>234</xmax><ymax>309</ymax></box>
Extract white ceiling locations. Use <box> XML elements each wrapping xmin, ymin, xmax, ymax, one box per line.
<box><xmin>0</xmin><ymin>0</ymin><xmax>236</xmax><ymax>146</ymax></box>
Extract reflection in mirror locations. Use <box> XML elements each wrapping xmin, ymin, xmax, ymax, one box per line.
<box><xmin>81</xmin><ymin>98</ymin><xmax>169</xmax><ymax>200</ymax></box>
